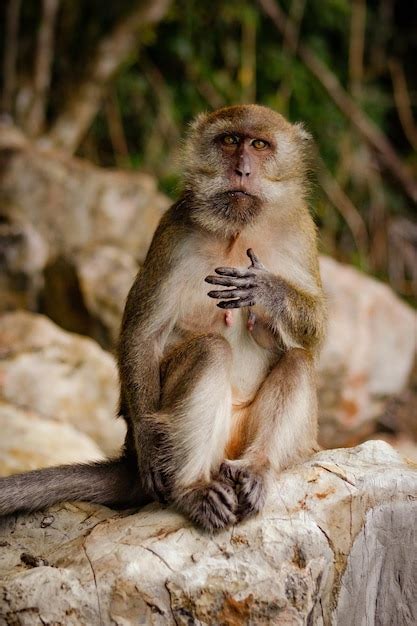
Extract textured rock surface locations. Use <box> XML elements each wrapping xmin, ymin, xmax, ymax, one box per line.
<box><xmin>0</xmin><ymin>441</ymin><xmax>416</xmax><ymax>625</ymax></box>
<box><xmin>39</xmin><ymin>245</ymin><xmax>139</xmax><ymax>348</ymax></box>
<box><xmin>0</xmin><ymin>216</ymin><xmax>48</xmax><ymax>311</ymax></box>
<box><xmin>318</xmin><ymin>256</ymin><xmax>417</xmax><ymax>447</ymax></box>
<box><xmin>75</xmin><ymin>244</ymin><xmax>139</xmax><ymax>347</ymax></box>
<box><xmin>370</xmin><ymin>432</ymin><xmax>417</xmax><ymax>464</ymax></box>
<box><xmin>0</xmin><ymin>311</ymin><xmax>124</xmax><ymax>456</ymax></box>
<box><xmin>0</xmin><ymin>402</ymin><xmax>103</xmax><ymax>476</ymax></box>
<box><xmin>0</xmin><ymin>131</ymin><xmax>168</xmax><ymax>319</ymax></box>
<box><xmin>0</xmin><ymin>132</ymin><xmax>168</xmax><ymax>262</ymax></box>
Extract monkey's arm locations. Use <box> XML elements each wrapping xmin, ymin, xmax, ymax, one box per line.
<box><xmin>118</xmin><ymin>215</ymin><xmax>182</xmax><ymax>501</ymax></box>
<box><xmin>205</xmin><ymin>248</ymin><xmax>325</xmax><ymax>350</ymax></box>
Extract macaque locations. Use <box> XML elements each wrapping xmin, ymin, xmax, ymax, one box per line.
<box><xmin>0</xmin><ymin>104</ymin><xmax>325</xmax><ymax>532</ymax></box>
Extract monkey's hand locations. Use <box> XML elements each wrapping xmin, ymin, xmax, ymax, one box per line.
<box><xmin>136</xmin><ymin>418</ymin><xmax>173</xmax><ymax>505</ymax></box>
<box><xmin>217</xmin><ymin>460</ymin><xmax>267</xmax><ymax>521</ymax></box>
<box><xmin>205</xmin><ymin>248</ymin><xmax>275</xmax><ymax>310</ymax></box>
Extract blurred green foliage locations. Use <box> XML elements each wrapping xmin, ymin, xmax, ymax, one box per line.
<box><xmin>1</xmin><ymin>0</ymin><xmax>416</xmax><ymax>301</ymax></box>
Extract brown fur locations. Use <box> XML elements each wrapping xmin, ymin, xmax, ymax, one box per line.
<box><xmin>0</xmin><ymin>105</ymin><xmax>325</xmax><ymax>532</ymax></box>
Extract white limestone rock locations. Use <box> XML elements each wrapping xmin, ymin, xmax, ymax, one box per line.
<box><xmin>0</xmin><ymin>311</ymin><xmax>124</xmax><ymax>456</ymax></box>
<box><xmin>0</xmin><ymin>402</ymin><xmax>103</xmax><ymax>476</ymax></box>
<box><xmin>0</xmin><ymin>441</ymin><xmax>415</xmax><ymax>625</ymax></box>
<box><xmin>0</xmin><ymin>132</ymin><xmax>168</xmax><ymax>320</ymax></box>
<box><xmin>0</xmin><ymin>135</ymin><xmax>169</xmax><ymax>264</ymax></box>
<box><xmin>319</xmin><ymin>256</ymin><xmax>417</xmax><ymax>447</ymax></box>
<box><xmin>75</xmin><ymin>244</ymin><xmax>139</xmax><ymax>347</ymax></box>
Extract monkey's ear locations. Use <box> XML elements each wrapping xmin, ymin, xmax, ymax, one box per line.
<box><xmin>293</xmin><ymin>122</ymin><xmax>313</xmax><ymax>142</ymax></box>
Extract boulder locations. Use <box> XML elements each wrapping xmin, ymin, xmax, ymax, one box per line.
<box><xmin>318</xmin><ymin>256</ymin><xmax>417</xmax><ymax>447</ymax></box>
<box><xmin>0</xmin><ymin>216</ymin><xmax>48</xmax><ymax>311</ymax></box>
<box><xmin>378</xmin><ymin>366</ymin><xmax>417</xmax><ymax>441</ymax></box>
<box><xmin>0</xmin><ymin>129</ymin><xmax>168</xmax><ymax>316</ymax></box>
<box><xmin>0</xmin><ymin>441</ymin><xmax>416</xmax><ymax>625</ymax></box>
<box><xmin>0</xmin><ymin>311</ymin><xmax>124</xmax><ymax>456</ymax></box>
<box><xmin>0</xmin><ymin>401</ymin><xmax>103</xmax><ymax>476</ymax></box>
<box><xmin>0</xmin><ymin>129</ymin><xmax>168</xmax><ymax>261</ymax></box>
<box><xmin>40</xmin><ymin>244</ymin><xmax>139</xmax><ymax>349</ymax></box>
<box><xmin>75</xmin><ymin>244</ymin><xmax>138</xmax><ymax>347</ymax></box>
<box><xmin>369</xmin><ymin>432</ymin><xmax>417</xmax><ymax>464</ymax></box>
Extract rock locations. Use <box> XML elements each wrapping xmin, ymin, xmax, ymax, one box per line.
<box><xmin>40</xmin><ymin>245</ymin><xmax>139</xmax><ymax>349</ymax></box>
<box><xmin>0</xmin><ymin>441</ymin><xmax>416</xmax><ymax>625</ymax></box>
<box><xmin>318</xmin><ymin>256</ymin><xmax>417</xmax><ymax>448</ymax></box>
<box><xmin>378</xmin><ymin>362</ymin><xmax>417</xmax><ymax>441</ymax></box>
<box><xmin>370</xmin><ymin>432</ymin><xmax>417</xmax><ymax>464</ymax></box>
<box><xmin>76</xmin><ymin>245</ymin><xmax>138</xmax><ymax>345</ymax></box>
<box><xmin>0</xmin><ymin>311</ymin><xmax>124</xmax><ymax>456</ymax></box>
<box><xmin>334</xmin><ymin>500</ymin><xmax>417</xmax><ymax>626</ymax></box>
<box><xmin>0</xmin><ymin>136</ymin><xmax>169</xmax><ymax>261</ymax></box>
<box><xmin>0</xmin><ymin>133</ymin><xmax>169</xmax><ymax>315</ymax></box>
<box><xmin>76</xmin><ymin>245</ymin><xmax>138</xmax><ymax>347</ymax></box>
<box><xmin>0</xmin><ymin>215</ymin><xmax>48</xmax><ymax>311</ymax></box>
<box><xmin>0</xmin><ymin>401</ymin><xmax>103</xmax><ymax>476</ymax></box>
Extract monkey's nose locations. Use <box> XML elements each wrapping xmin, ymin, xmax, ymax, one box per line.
<box><xmin>235</xmin><ymin>166</ymin><xmax>251</xmax><ymax>177</ymax></box>
<box><xmin>235</xmin><ymin>154</ymin><xmax>251</xmax><ymax>177</ymax></box>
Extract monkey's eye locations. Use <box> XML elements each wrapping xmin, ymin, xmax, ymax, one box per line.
<box><xmin>220</xmin><ymin>134</ymin><xmax>239</xmax><ymax>146</ymax></box>
<box><xmin>252</xmin><ymin>139</ymin><xmax>269</xmax><ymax>150</ymax></box>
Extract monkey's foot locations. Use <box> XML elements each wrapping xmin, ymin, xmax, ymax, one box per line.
<box><xmin>218</xmin><ymin>461</ymin><xmax>267</xmax><ymax>521</ymax></box>
<box><xmin>176</xmin><ymin>480</ymin><xmax>238</xmax><ymax>532</ymax></box>
<box><xmin>136</xmin><ymin>419</ymin><xmax>173</xmax><ymax>504</ymax></box>
<box><xmin>141</xmin><ymin>466</ymin><xmax>172</xmax><ymax>505</ymax></box>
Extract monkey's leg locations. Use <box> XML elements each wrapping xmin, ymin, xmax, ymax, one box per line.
<box><xmin>157</xmin><ymin>334</ymin><xmax>236</xmax><ymax>531</ymax></box>
<box><xmin>220</xmin><ymin>348</ymin><xmax>318</xmax><ymax>520</ymax></box>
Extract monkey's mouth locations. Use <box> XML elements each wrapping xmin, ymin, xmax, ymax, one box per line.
<box><xmin>226</xmin><ymin>189</ymin><xmax>253</xmax><ymax>198</ymax></box>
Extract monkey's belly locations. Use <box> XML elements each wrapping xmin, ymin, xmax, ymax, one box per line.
<box><xmin>176</xmin><ymin>306</ymin><xmax>272</xmax><ymax>399</ymax></box>
<box><xmin>228</xmin><ymin>325</ymin><xmax>271</xmax><ymax>403</ymax></box>
<box><xmin>170</xmin><ymin>308</ymin><xmax>275</xmax><ymax>460</ymax></box>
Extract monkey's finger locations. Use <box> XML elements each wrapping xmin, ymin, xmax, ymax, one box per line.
<box><xmin>217</xmin><ymin>297</ymin><xmax>255</xmax><ymax>309</ymax></box>
<box><xmin>205</xmin><ymin>275</ymin><xmax>255</xmax><ymax>287</ymax></box>
<box><xmin>247</xmin><ymin>248</ymin><xmax>264</xmax><ymax>270</ymax></box>
<box><xmin>247</xmin><ymin>248</ymin><xmax>258</xmax><ymax>265</ymax></box>
<box><xmin>208</xmin><ymin>482</ymin><xmax>237</xmax><ymax>512</ymax></box>
<box><xmin>214</xmin><ymin>267</ymin><xmax>256</xmax><ymax>278</ymax></box>
<box><xmin>207</xmin><ymin>288</ymin><xmax>251</xmax><ymax>300</ymax></box>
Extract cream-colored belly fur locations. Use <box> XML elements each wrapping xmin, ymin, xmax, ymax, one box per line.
<box><xmin>173</xmin><ymin>242</ymin><xmax>274</xmax><ymax>405</ymax></box>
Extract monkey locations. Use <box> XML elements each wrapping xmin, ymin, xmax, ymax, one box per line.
<box><xmin>0</xmin><ymin>104</ymin><xmax>326</xmax><ymax>532</ymax></box>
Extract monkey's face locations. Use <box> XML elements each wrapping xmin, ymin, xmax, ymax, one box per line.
<box><xmin>183</xmin><ymin>104</ymin><xmax>312</xmax><ymax>235</ymax></box>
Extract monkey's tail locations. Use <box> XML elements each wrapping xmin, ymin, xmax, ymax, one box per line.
<box><xmin>0</xmin><ymin>457</ymin><xmax>150</xmax><ymax>516</ymax></box>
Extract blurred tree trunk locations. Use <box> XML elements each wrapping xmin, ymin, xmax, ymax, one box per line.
<box><xmin>26</xmin><ymin>0</ymin><xmax>60</xmax><ymax>137</ymax></box>
<box><xmin>40</xmin><ymin>0</ymin><xmax>172</xmax><ymax>153</ymax></box>
<box><xmin>1</xmin><ymin>0</ymin><xmax>21</xmax><ymax>115</ymax></box>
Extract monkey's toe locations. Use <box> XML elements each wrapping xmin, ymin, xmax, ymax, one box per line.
<box><xmin>177</xmin><ymin>480</ymin><xmax>238</xmax><ymax>532</ymax></box>
<box><xmin>235</xmin><ymin>469</ymin><xmax>266</xmax><ymax>520</ymax></box>
<box><xmin>141</xmin><ymin>467</ymin><xmax>172</xmax><ymax>504</ymax></box>
<box><xmin>218</xmin><ymin>461</ymin><xmax>266</xmax><ymax>521</ymax></box>
<box><xmin>218</xmin><ymin>460</ymin><xmax>240</xmax><ymax>484</ymax></box>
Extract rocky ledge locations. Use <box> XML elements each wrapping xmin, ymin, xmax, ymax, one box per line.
<box><xmin>0</xmin><ymin>440</ymin><xmax>416</xmax><ymax>625</ymax></box>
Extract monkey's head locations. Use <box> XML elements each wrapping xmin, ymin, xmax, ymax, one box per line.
<box><xmin>182</xmin><ymin>104</ymin><xmax>313</xmax><ymax>236</ymax></box>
